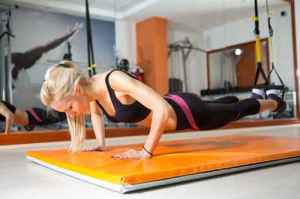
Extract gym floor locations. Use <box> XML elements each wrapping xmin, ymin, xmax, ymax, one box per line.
<box><xmin>1</xmin><ymin>125</ymin><xmax>300</xmax><ymax>199</ymax></box>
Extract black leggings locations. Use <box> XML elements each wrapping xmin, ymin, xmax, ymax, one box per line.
<box><xmin>24</xmin><ymin>108</ymin><xmax>66</xmax><ymax>130</ymax></box>
<box><xmin>165</xmin><ymin>93</ymin><xmax>260</xmax><ymax>130</ymax></box>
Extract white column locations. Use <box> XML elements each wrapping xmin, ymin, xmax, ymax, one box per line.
<box><xmin>114</xmin><ymin>20</ymin><xmax>136</xmax><ymax>67</ymax></box>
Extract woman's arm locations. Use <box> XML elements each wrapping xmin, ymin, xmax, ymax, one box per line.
<box><xmin>0</xmin><ymin>102</ymin><xmax>15</xmax><ymax>134</ymax></box>
<box><xmin>109</xmin><ymin>71</ymin><xmax>170</xmax><ymax>159</ymax></box>
<box><xmin>89</xmin><ymin>101</ymin><xmax>106</xmax><ymax>150</ymax></box>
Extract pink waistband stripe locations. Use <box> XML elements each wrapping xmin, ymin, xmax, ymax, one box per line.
<box><xmin>165</xmin><ymin>94</ymin><xmax>199</xmax><ymax>130</ymax></box>
<box><xmin>27</xmin><ymin>108</ymin><xmax>43</xmax><ymax>123</ymax></box>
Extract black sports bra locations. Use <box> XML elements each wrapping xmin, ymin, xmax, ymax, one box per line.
<box><xmin>96</xmin><ymin>69</ymin><xmax>151</xmax><ymax>123</ymax></box>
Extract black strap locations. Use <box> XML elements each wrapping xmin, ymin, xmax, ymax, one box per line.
<box><xmin>95</xmin><ymin>100</ymin><xmax>118</xmax><ymax>122</ymax></box>
<box><xmin>63</xmin><ymin>42</ymin><xmax>72</xmax><ymax>61</ymax></box>
<box><xmin>254</xmin><ymin>63</ymin><xmax>269</xmax><ymax>85</ymax></box>
<box><xmin>0</xmin><ymin>9</ymin><xmax>15</xmax><ymax>41</ymax></box>
<box><xmin>102</xmin><ymin>69</ymin><xmax>138</xmax><ymax>113</ymax></box>
<box><xmin>85</xmin><ymin>0</ymin><xmax>96</xmax><ymax>77</ymax></box>
<box><xmin>265</xmin><ymin>0</ymin><xmax>285</xmax><ymax>87</ymax></box>
<box><xmin>254</xmin><ymin>0</ymin><xmax>260</xmax><ymax>36</ymax></box>
<box><xmin>104</xmin><ymin>70</ymin><xmax>120</xmax><ymax>109</ymax></box>
<box><xmin>267</xmin><ymin>64</ymin><xmax>285</xmax><ymax>87</ymax></box>
<box><xmin>266</xmin><ymin>0</ymin><xmax>274</xmax><ymax>37</ymax></box>
<box><xmin>0</xmin><ymin>31</ymin><xmax>14</xmax><ymax>41</ymax></box>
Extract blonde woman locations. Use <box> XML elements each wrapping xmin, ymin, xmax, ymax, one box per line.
<box><xmin>40</xmin><ymin>61</ymin><xmax>285</xmax><ymax>159</ymax></box>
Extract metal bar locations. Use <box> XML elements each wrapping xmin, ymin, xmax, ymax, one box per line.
<box><xmin>168</xmin><ymin>46</ymin><xmax>206</xmax><ymax>53</ymax></box>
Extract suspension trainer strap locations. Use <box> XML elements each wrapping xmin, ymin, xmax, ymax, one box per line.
<box><xmin>253</xmin><ymin>0</ymin><xmax>268</xmax><ymax>85</ymax></box>
<box><xmin>265</xmin><ymin>0</ymin><xmax>285</xmax><ymax>88</ymax></box>
<box><xmin>85</xmin><ymin>0</ymin><xmax>96</xmax><ymax>77</ymax></box>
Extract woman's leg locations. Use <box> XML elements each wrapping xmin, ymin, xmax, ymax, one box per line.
<box><xmin>171</xmin><ymin>93</ymin><xmax>258</xmax><ymax>130</ymax></box>
<box><xmin>204</xmin><ymin>96</ymin><xmax>239</xmax><ymax>104</ymax></box>
<box><xmin>189</xmin><ymin>94</ymin><xmax>284</xmax><ymax>130</ymax></box>
<box><xmin>257</xmin><ymin>99</ymin><xmax>277</xmax><ymax>112</ymax></box>
<box><xmin>170</xmin><ymin>92</ymin><xmax>284</xmax><ymax>131</ymax></box>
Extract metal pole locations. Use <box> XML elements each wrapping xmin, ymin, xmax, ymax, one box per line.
<box><xmin>5</xmin><ymin>9</ymin><xmax>12</xmax><ymax>103</ymax></box>
<box><xmin>0</xmin><ymin>13</ymin><xmax>4</xmax><ymax>101</ymax></box>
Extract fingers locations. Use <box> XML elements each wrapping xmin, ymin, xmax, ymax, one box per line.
<box><xmin>66</xmin><ymin>23</ymin><xmax>83</xmax><ymax>42</ymax></box>
<box><xmin>112</xmin><ymin>149</ymin><xmax>142</xmax><ymax>160</ymax></box>
<box><xmin>4</xmin><ymin>114</ymin><xmax>14</xmax><ymax>135</ymax></box>
<box><xmin>75</xmin><ymin>23</ymin><xmax>84</xmax><ymax>30</ymax></box>
<box><xmin>70</xmin><ymin>23</ymin><xmax>83</xmax><ymax>35</ymax></box>
<box><xmin>82</xmin><ymin>146</ymin><xmax>104</xmax><ymax>152</ymax></box>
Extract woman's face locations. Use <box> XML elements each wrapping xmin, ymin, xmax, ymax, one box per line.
<box><xmin>51</xmin><ymin>95</ymin><xmax>90</xmax><ymax>117</ymax></box>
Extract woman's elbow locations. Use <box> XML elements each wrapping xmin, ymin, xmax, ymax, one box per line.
<box><xmin>153</xmin><ymin>106</ymin><xmax>169</xmax><ymax>122</ymax></box>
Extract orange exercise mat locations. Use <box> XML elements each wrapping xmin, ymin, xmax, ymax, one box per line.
<box><xmin>27</xmin><ymin>135</ymin><xmax>300</xmax><ymax>193</ymax></box>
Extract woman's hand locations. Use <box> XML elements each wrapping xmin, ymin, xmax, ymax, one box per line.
<box><xmin>67</xmin><ymin>23</ymin><xmax>83</xmax><ymax>40</ymax></box>
<box><xmin>82</xmin><ymin>146</ymin><xmax>105</xmax><ymax>152</ymax></box>
<box><xmin>0</xmin><ymin>102</ymin><xmax>15</xmax><ymax>134</ymax></box>
<box><xmin>112</xmin><ymin>149</ymin><xmax>152</xmax><ymax>160</ymax></box>
<box><xmin>4</xmin><ymin>112</ymin><xmax>14</xmax><ymax>135</ymax></box>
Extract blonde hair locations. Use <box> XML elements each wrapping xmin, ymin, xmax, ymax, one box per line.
<box><xmin>40</xmin><ymin>61</ymin><xmax>87</xmax><ymax>152</ymax></box>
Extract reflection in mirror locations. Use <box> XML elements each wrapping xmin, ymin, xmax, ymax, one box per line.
<box><xmin>0</xmin><ymin>4</ymin><xmax>134</xmax><ymax>134</ymax></box>
<box><xmin>168</xmin><ymin>0</ymin><xmax>296</xmax><ymax>121</ymax></box>
<box><xmin>208</xmin><ymin>39</ymin><xmax>269</xmax><ymax>89</ymax></box>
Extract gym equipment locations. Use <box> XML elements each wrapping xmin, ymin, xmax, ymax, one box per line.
<box><xmin>201</xmin><ymin>0</ymin><xmax>287</xmax><ymax>96</ymax></box>
<box><xmin>168</xmin><ymin>37</ymin><xmax>205</xmax><ymax>92</ymax></box>
<box><xmin>169</xmin><ymin>78</ymin><xmax>183</xmax><ymax>93</ymax></box>
<box><xmin>116</xmin><ymin>58</ymin><xmax>129</xmax><ymax>72</ymax></box>
<box><xmin>63</xmin><ymin>42</ymin><xmax>72</xmax><ymax>61</ymax></box>
<box><xmin>253</xmin><ymin>0</ymin><xmax>286</xmax><ymax>93</ymax></box>
<box><xmin>265</xmin><ymin>0</ymin><xmax>287</xmax><ymax>99</ymax></box>
<box><xmin>27</xmin><ymin>134</ymin><xmax>300</xmax><ymax>193</ymax></box>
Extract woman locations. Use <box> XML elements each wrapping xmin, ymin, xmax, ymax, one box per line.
<box><xmin>0</xmin><ymin>100</ymin><xmax>66</xmax><ymax>134</ymax></box>
<box><xmin>40</xmin><ymin>61</ymin><xmax>285</xmax><ymax>159</ymax></box>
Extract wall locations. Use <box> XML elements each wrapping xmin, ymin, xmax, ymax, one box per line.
<box><xmin>168</xmin><ymin>29</ymin><xmax>207</xmax><ymax>94</ymax></box>
<box><xmin>204</xmin><ymin>5</ymin><xmax>295</xmax><ymax>89</ymax></box>
<box><xmin>208</xmin><ymin>51</ymin><xmax>237</xmax><ymax>89</ymax></box>
<box><xmin>10</xmin><ymin>7</ymin><xmax>115</xmax><ymax>109</ymax></box>
<box><xmin>115</xmin><ymin>19</ymin><xmax>137</xmax><ymax>68</ymax></box>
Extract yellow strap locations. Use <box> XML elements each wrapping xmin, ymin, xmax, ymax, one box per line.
<box><xmin>268</xmin><ymin>37</ymin><xmax>273</xmax><ymax>62</ymax></box>
<box><xmin>255</xmin><ymin>37</ymin><xmax>262</xmax><ymax>63</ymax></box>
<box><xmin>88</xmin><ymin>64</ymin><xmax>96</xmax><ymax>70</ymax></box>
<box><xmin>252</xmin><ymin>16</ymin><xmax>259</xmax><ymax>21</ymax></box>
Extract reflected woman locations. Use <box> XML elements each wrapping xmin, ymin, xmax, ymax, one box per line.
<box><xmin>0</xmin><ymin>100</ymin><xmax>66</xmax><ymax>134</ymax></box>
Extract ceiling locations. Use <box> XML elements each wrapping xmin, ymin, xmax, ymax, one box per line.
<box><xmin>0</xmin><ymin>0</ymin><xmax>153</xmax><ymax>21</ymax></box>
<box><xmin>125</xmin><ymin>0</ymin><xmax>289</xmax><ymax>31</ymax></box>
<box><xmin>47</xmin><ymin>0</ymin><xmax>143</xmax><ymax>12</ymax></box>
<box><xmin>0</xmin><ymin>0</ymin><xmax>290</xmax><ymax>31</ymax></box>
